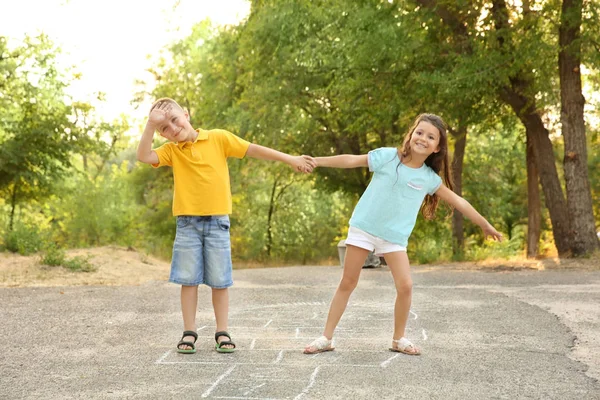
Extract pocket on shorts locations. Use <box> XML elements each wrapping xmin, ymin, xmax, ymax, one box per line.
<box><xmin>402</xmin><ymin>181</ymin><xmax>424</xmax><ymax>199</ymax></box>
<box><xmin>176</xmin><ymin>216</ymin><xmax>191</xmax><ymax>228</ymax></box>
<box><xmin>216</xmin><ymin>216</ymin><xmax>230</xmax><ymax>231</ymax></box>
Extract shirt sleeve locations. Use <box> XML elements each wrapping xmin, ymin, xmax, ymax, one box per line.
<box><xmin>152</xmin><ymin>143</ymin><xmax>173</xmax><ymax>168</ymax></box>
<box><xmin>368</xmin><ymin>147</ymin><xmax>396</xmax><ymax>173</ymax></box>
<box><xmin>216</xmin><ymin>130</ymin><xmax>251</xmax><ymax>159</ymax></box>
<box><xmin>428</xmin><ymin>173</ymin><xmax>443</xmax><ymax>195</ymax></box>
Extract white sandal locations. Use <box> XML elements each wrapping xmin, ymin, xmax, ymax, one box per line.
<box><xmin>303</xmin><ymin>335</ymin><xmax>334</xmax><ymax>354</ymax></box>
<box><xmin>389</xmin><ymin>337</ymin><xmax>421</xmax><ymax>355</ymax></box>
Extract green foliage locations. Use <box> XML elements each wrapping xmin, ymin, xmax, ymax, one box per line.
<box><xmin>0</xmin><ymin>35</ymin><xmax>107</xmax><ymax>232</ymax></box>
<box><xmin>41</xmin><ymin>244</ymin><xmax>95</xmax><ymax>272</ymax></box>
<box><xmin>465</xmin><ymin>227</ymin><xmax>526</xmax><ymax>261</ymax></box>
<box><xmin>131</xmin><ymin>2</ymin><xmax>549</xmax><ymax>264</ymax></box>
<box><xmin>238</xmin><ymin>1</ymin><xmax>417</xmax><ymax>193</ymax></box>
<box><xmin>136</xmin><ymin>20</ymin><xmax>224</xmax><ymax>128</ymax></box>
<box><xmin>0</xmin><ymin>36</ymin><xmax>69</xmax><ymax>224</ymax></box>
<box><xmin>62</xmin><ymin>256</ymin><xmax>95</xmax><ymax>272</ymax></box>
<box><xmin>48</xmin><ymin>162</ymin><xmax>143</xmax><ymax>248</ymax></box>
<box><xmin>408</xmin><ymin>214</ymin><xmax>453</xmax><ymax>265</ymax></box>
<box><xmin>41</xmin><ymin>244</ymin><xmax>66</xmax><ymax>266</ymax></box>
<box><xmin>3</xmin><ymin>2</ymin><xmax>597</xmax><ymax>265</ymax></box>
<box><xmin>230</xmin><ymin>160</ymin><xmax>352</xmax><ymax>263</ymax></box>
<box><xmin>127</xmin><ymin>159</ymin><xmax>177</xmax><ymax>257</ymax></box>
<box><xmin>408</xmin><ymin>121</ymin><xmax>528</xmax><ymax>262</ymax></box>
<box><xmin>462</xmin><ymin>122</ymin><xmax>528</xmax><ymax>240</ymax></box>
<box><xmin>4</xmin><ymin>224</ymin><xmax>43</xmax><ymax>255</ymax></box>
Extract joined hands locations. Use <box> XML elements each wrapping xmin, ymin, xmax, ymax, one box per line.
<box><xmin>292</xmin><ymin>154</ymin><xmax>317</xmax><ymax>174</ymax></box>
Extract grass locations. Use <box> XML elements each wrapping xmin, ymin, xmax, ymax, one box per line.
<box><xmin>41</xmin><ymin>245</ymin><xmax>96</xmax><ymax>272</ymax></box>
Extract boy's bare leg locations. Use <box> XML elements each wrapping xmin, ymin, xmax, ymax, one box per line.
<box><xmin>212</xmin><ymin>288</ymin><xmax>234</xmax><ymax>349</ymax></box>
<box><xmin>180</xmin><ymin>285</ymin><xmax>199</xmax><ymax>350</ymax></box>
<box><xmin>383</xmin><ymin>251</ymin><xmax>419</xmax><ymax>354</ymax></box>
<box><xmin>322</xmin><ymin>245</ymin><xmax>371</xmax><ymax>339</ymax></box>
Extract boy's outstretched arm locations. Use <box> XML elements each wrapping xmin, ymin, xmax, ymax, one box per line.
<box><xmin>315</xmin><ymin>154</ymin><xmax>368</xmax><ymax>169</ymax></box>
<box><xmin>435</xmin><ymin>184</ymin><xmax>503</xmax><ymax>241</ymax></box>
<box><xmin>246</xmin><ymin>144</ymin><xmax>316</xmax><ymax>173</ymax></box>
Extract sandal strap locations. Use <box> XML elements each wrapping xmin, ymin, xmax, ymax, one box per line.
<box><xmin>307</xmin><ymin>335</ymin><xmax>332</xmax><ymax>351</ymax></box>
<box><xmin>216</xmin><ymin>340</ymin><xmax>236</xmax><ymax>349</ymax></box>
<box><xmin>392</xmin><ymin>337</ymin><xmax>414</xmax><ymax>350</ymax></box>
<box><xmin>215</xmin><ymin>331</ymin><xmax>231</xmax><ymax>343</ymax></box>
<box><xmin>177</xmin><ymin>340</ymin><xmax>196</xmax><ymax>349</ymax></box>
<box><xmin>182</xmin><ymin>330</ymin><xmax>198</xmax><ymax>342</ymax></box>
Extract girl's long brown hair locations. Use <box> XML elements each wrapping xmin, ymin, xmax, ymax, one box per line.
<box><xmin>398</xmin><ymin>114</ymin><xmax>454</xmax><ymax>220</ymax></box>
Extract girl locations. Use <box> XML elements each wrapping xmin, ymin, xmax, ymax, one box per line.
<box><xmin>304</xmin><ymin>114</ymin><xmax>502</xmax><ymax>355</ymax></box>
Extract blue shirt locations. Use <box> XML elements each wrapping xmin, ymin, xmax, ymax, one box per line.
<box><xmin>349</xmin><ymin>147</ymin><xmax>442</xmax><ymax>246</ymax></box>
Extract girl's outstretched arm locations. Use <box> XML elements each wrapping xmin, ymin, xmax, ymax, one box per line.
<box><xmin>435</xmin><ymin>184</ymin><xmax>503</xmax><ymax>241</ymax></box>
<box><xmin>316</xmin><ymin>154</ymin><xmax>368</xmax><ymax>168</ymax></box>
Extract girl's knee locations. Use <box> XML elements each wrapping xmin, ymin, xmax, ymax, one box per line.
<box><xmin>339</xmin><ymin>276</ymin><xmax>359</xmax><ymax>291</ymax></box>
<box><xmin>395</xmin><ymin>280</ymin><xmax>413</xmax><ymax>294</ymax></box>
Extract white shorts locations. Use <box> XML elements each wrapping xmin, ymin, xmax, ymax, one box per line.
<box><xmin>345</xmin><ymin>226</ymin><xmax>406</xmax><ymax>256</ymax></box>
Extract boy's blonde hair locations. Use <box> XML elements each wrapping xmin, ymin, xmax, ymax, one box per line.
<box><xmin>150</xmin><ymin>97</ymin><xmax>184</xmax><ymax>113</ymax></box>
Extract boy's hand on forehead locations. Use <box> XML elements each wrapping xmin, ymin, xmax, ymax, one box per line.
<box><xmin>148</xmin><ymin>101</ymin><xmax>173</xmax><ymax>127</ymax></box>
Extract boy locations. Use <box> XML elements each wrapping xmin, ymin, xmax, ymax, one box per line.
<box><xmin>137</xmin><ymin>98</ymin><xmax>316</xmax><ymax>353</ymax></box>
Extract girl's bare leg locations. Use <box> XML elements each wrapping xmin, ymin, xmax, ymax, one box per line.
<box><xmin>383</xmin><ymin>251</ymin><xmax>419</xmax><ymax>354</ymax></box>
<box><xmin>322</xmin><ymin>245</ymin><xmax>371</xmax><ymax>339</ymax></box>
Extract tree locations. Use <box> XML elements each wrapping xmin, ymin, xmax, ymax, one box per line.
<box><xmin>135</xmin><ymin>19</ymin><xmax>350</xmax><ymax>263</ymax></box>
<box><xmin>0</xmin><ymin>35</ymin><xmax>73</xmax><ymax>230</ymax></box>
<box><xmin>558</xmin><ymin>0</ymin><xmax>599</xmax><ymax>254</ymax></box>
<box><xmin>414</xmin><ymin>0</ymin><xmax>599</xmax><ymax>257</ymax></box>
<box><xmin>240</xmin><ymin>1</ymin><xmax>421</xmax><ymax>194</ymax></box>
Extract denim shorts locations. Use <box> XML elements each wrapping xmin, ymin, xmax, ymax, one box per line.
<box><xmin>170</xmin><ymin>215</ymin><xmax>233</xmax><ymax>288</ymax></box>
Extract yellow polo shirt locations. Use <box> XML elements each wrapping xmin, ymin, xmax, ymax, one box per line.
<box><xmin>152</xmin><ymin>128</ymin><xmax>250</xmax><ymax>216</ymax></box>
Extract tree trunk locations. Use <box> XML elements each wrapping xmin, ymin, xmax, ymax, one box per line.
<box><xmin>526</xmin><ymin>133</ymin><xmax>541</xmax><ymax>257</ymax></box>
<box><xmin>450</xmin><ymin>125</ymin><xmax>467</xmax><ymax>259</ymax></box>
<box><xmin>559</xmin><ymin>0</ymin><xmax>600</xmax><ymax>255</ymax></box>
<box><xmin>9</xmin><ymin>182</ymin><xmax>18</xmax><ymax>231</ymax></box>
<box><xmin>265</xmin><ymin>174</ymin><xmax>296</xmax><ymax>258</ymax></box>
<box><xmin>266</xmin><ymin>177</ymin><xmax>278</xmax><ymax>257</ymax></box>
<box><xmin>499</xmin><ymin>87</ymin><xmax>572</xmax><ymax>256</ymax></box>
<box><xmin>490</xmin><ymin>0</ymin><xmax>572</xmax><ymax>255</ymax></box>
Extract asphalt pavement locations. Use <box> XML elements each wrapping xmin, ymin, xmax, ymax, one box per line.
<box><xmin>1</xmin><ymin>265</ymin><xmax>599</xmax><ymax>399</ymax></box>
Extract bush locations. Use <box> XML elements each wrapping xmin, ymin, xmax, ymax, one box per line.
<box><xmin>464</xmin><ymin>228</ymin><xmax>525</xmax><ymax>261</ymax></box>
<box><xmin>51</xmin><ymin>163</ymin><xmax>143</xmax><ymax>248</ymax></box>
<box><xmin>41</xmin><ymin>244</ymin><xmax>66</xmax><ymax>266</ymax></box>
<box><xmin>62</xmin><ymin>255</ymin><xmax>95</xmax><ymax>272</ymax></box>
<box><xmin>40</xmin><ymin>245</ymin><xmax>96</xmax><ymax>272</ymax></box>
<box><xmin>4</xmin><ymin>225</ymin><xmax>43</xmax><ymax>255</ymax></box>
